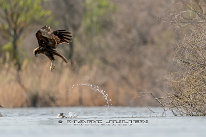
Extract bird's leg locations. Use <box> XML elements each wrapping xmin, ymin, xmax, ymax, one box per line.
<box><xmin>50</xmin><ymin>60</ymin><xmax>55</xmax><ymax>71</ymax></box>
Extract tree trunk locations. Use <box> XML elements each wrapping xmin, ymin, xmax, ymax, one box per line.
<box><xmin>63</xmin><ymin>18</ymin><xmax>74</xmax><ymax>65</ymax></box>
<box><xmin>12</xmin><ymin>30</ymin><xmax>21</xmax><ymax>70</ymax></box>
<box><xmin>68</xmin><ymin>41</ymin><xmax>74</xmax><ymax>65</ymax></box>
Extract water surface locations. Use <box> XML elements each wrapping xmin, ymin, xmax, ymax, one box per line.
<box><xmin>0</xmin><ymin>107</ymin><xmax>205</xmax><ymax>137</ymax></box>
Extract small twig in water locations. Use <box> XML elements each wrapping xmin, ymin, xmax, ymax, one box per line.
<box><xmin>146</xmin><ymin>106</ymin><xmax>156</xmax><ymax>113</ymax></box>
<box><xmin>139</xmin><ymin>92</ymin><xmax>167</xmax><ymax>116</ymax></box>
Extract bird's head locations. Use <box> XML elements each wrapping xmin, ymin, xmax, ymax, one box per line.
<box><xmin>33</xmin><ymin>47</ymin><xmax>40</xmax><ymax>57</ymax></box>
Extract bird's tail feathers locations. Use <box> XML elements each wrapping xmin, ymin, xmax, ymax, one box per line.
<box><xmin>53</xmin><ymin>51</ymin><xmax>69</xmax><ymax>63</ymax></box>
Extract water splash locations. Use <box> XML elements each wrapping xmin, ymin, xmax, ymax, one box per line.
<box><xmin>72</xmin><ymin>83</ymin><xmax>112</xmax><ymax>107</ymax></box>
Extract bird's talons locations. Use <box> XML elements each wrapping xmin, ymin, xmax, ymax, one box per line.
<box><xmin>50</xmin><ymin>64</ymin><xmax>55</xmax><ymax>71</ymax></box>
<box><xmin>50</xmin><ymin>62</ymin><xmax>55</xmax><ymax>71</ymax></box>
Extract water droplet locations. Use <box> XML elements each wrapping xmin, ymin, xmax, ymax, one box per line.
<box><xmin>71</xmin><ymin>83</ymin><xmax>112</xmax><ymax>107</ymax></box>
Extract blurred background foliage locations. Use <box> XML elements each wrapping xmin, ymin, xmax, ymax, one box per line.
<box><xmin>0</xmin><ymin>0</ymin><xmax>51</xmax><ymax>70</ymax></box>
<box><xmin>0</xmin><ymin>0</ymin><xmax>204</xmax><ymax>112</ymax></box>
<box><xmin>83</xmin><ymin>0</ymin><xmax>116</xmax><ymax>35</ymax></box>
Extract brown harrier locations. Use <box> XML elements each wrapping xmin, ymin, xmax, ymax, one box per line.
<box><xmin>33</xmin><ymin>26</ymin><xmax>72</xmax><ymax>71</ymax></box>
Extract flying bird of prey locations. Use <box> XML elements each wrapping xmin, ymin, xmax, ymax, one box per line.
<box><xmin>33</xmin><ymin>26</ymin><xmax>72</xmax><ymax>71</ymax></box>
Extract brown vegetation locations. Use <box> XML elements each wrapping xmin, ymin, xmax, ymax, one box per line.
<box><xmin>157</xmin><ymin>0</ymin><xmax>206</xmax><ymax>116</ymax></box>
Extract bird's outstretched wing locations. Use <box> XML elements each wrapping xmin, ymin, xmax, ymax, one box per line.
<box><xmin>52</xmin><ymin>29</ymin><xmax>72</xmax><ymax>45</ymax></box>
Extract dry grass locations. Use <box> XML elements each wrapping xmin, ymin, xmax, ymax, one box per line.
<box><xmin>0</xmin><ymin>59</ymin><xmax>144</xmax><ymax>107</ymax></box>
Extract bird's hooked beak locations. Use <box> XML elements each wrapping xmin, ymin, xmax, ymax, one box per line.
<box><xmin>33</xmin><ymin>50</ymin><xmax>38</xmax><ymax>57</ymax></box>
